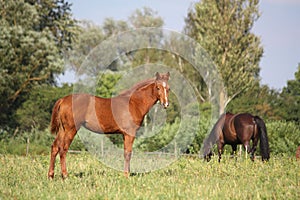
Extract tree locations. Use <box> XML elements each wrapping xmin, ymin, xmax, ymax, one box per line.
<box><xmin>0</xmin><ymin>0</ymin><xmax>78</xmax><ymax>130</ymax></box>
<box><xmin>280</xmin><ymin>64</ymin><xmax>300</xmax><ymax>123</ymax></box>
<box><xmin>185</xmin><ymin>0</ymin><xmax>263</xmax><ymax>114</ymax></box>
<box><xmin>227</xmin><ymin>83</ymin><xmax>282</xmax><ymax>120</ymax></box>
<box><xmin>65</xmin><ymin>20</ymin><xmax>106</xmax><ymax>72</ymax></box>
<box><xmin>16</xmin><ymin>84</ymin><xmax>73</xmax><ymax>131</ymax></box>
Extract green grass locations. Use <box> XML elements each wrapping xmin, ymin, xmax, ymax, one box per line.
<box><xmin>0</xmin><ymin>153</ymin><xmax>299</xmax><ymax>199</ymax></box>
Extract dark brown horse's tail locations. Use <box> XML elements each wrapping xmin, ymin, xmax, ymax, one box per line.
<box><xmin>50</xmin><ymin>98</ymin><xmax>63</xmax><ymax>135</ymax></box>
<box><xmin>254</xmin><ymin>116</ymin><xmax>270</xmax><ymax>161</ymax></box>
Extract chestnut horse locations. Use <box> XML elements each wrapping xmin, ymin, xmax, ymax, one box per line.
<box><xmin>203</xmin><ymin>113</ymin><xmax>270</xmax><ymax>162</ymax></box>
<box><xmin>48</xmin><ymin>72</ymin><xmax>170</xmax><ymax>179</ymax></box>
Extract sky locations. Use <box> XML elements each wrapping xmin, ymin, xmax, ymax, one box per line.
<box><xmin>64</xmin><ymin>0</ymin><xmax>300</xmax><ymax>90</ymax></box>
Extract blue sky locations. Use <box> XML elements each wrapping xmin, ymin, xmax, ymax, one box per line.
<box><xmin>66</xmin><ymin>0</ymin><xmax>300</xmax><ymax>90</ymax></box>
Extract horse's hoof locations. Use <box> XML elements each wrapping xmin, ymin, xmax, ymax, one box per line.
<box><xmin>124</xmin><ymin>172</ymin><xmax>129</xmax><ymax>178</ymax></box>
<box><xmin>61</xmin><ymin>173</ymin><xmax>68</xmax><ymax>180</ymax></box>
<box><xmin>48</xmin><ymin>172</ymin><xmax>54</xmax><ymax>180</ymax></box>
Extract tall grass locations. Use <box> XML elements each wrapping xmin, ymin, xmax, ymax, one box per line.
<box><xmin>0</xmin><ymin>153</ymin><xmax>299</xmax><ymax>199</ymax></box>
<box><xmin>0</xmin><ymin>120</ymin><xmax>299</xmax><ymax>199</ymax></box>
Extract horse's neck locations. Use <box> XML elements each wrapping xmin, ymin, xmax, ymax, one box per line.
<box><xmin>130</xmin><ymin>84</ymin><xmax>157</xmax><ymax>115</ymax></box>
<box><xmin>212</xmin><ymin>114</ymin><xmax>226</xmax><ymax>136</ymax></box>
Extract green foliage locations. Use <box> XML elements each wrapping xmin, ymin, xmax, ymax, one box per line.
<box><xmin>185</xmin><ymin>0</ymin><xmax>263</xmax><ymax>113</ymax></box>
<box><xmin>134</xmin><ymin>116</ymin><xmax>210</xmax><ymax>154</ymax></box>
<box><xmin>129</xmin><ymin>7</ymin><xmax>164</xmax><ymax>28</ymax></box>
<box><xmin>96</xmin><ymin>72</ymin><xmax>122</xmax><ymax>98</ymax></box>
<box><xmin>0</xmin><ymin>127</ymin><xmax>85</xmax><ymax>156</ymax></box>
<box><xmin>0</xmin><ymin>128</ymin><xmax>53</xmax><ymax>156</ymax></box>
<box><xmin>279</xmin><ymin>64</ymin><xmax>300</xmax><ymax>123</ymax></box>
<box><xmin>226</xmin><ymin>64</ymin><xmax>300</xmax><ymax>123</ymax></box>
<box><xmin>2</xmin><ymin>119</ymin><xmax>298</xmax><ymax>158</ymax></box>
<box><xmin>33</xmin><ymin>0</ymin><xmax>78</xmax><ymax>51</ymax></box>
<box><xmin>15</xmin><ymin>84</ymin><xmax>72</xmax><ymax>131</ymax></box>
<box><xmin>266</xmin><ymin>121</ymin><xmax>300</xmax><ymax>156</ymax></box>
<box><xmin>227</xmin><ymin>83</ymin><xmax>283</xmax><ymax>120</ymax></box>
<box><xmin>0</xmin><ymin>154</ymin><xmax>299</xmax><ymax>199</ymax></box>
<box><xmin>0</xmin><ymin>0</ymin><xmax>78</xmax><ymax>130</ymax></box>
<box><xmin>66</xmin><ymin>20</ymin><xmax>105</xmax><ymax>71</ymax></box>
<box><xmin>66</xmin><ymin>7</ymin><xmax>164</xmax><ymax>73</ymax></box>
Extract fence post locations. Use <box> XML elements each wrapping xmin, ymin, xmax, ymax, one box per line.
<box><xmin>26</xmin><ymin>138</ymin><xmax>30</xmax><ymax>156</ymax></box>
<box><xmin>174</xmin><ymin>141</ymin><xmax>177</xmax><ymax>158</ymax></box>
<box><xmin>101</xmin><ymin>136</ymin><xmax>104</xmax><ymax>157</ymax></box>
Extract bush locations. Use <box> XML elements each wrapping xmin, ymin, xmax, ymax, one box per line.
<box><xmin>266</xmin><ymin>121</ymin><xmax>300</xmax><ymax>156</ymax></box>
<box><xmin>0</xmin><ymin>128</ymin><xmax>85</xmax><ymax>155</ymax></box>
<box><xmin>1</xmin><ymin>120</ymin><xmax>299</xmax><ymax>157</ymax></box>
<box><xmin>133</xmin><ymin>116</ymin><xmax>210</xmax><ymax>154</ymax></box>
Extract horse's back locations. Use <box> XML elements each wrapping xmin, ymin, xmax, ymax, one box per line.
<box><xmin>222</xmin><ymin>113</ymin><xmax>255</xmax><ymax>144</ymax></box>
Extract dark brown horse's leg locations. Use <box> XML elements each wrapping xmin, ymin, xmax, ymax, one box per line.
<box><xmin>48</xmin><ymin>139</ymin><xmax>59</xmax><ymax>179</ymax></box>
<box><xmin>123</xmin><ymin>134</ymin><xmax>135</xmax><ymax>177</ymax></box>
<box><xmin>231</xmin><ymin>145</ymin><xmax>237</xmax><ymax>159</ymax></box>
<box><xmin>250</xmin><ymin>138</ymin><xmax>258</xmax><ymax>161</ymax></box>
<box><xmin>243</xmin><ymin>141</ymin><xmax>251</xmax><ymax>160</ymax></box>
<box><xmin>217</xmin><ymin>143</ymin><xmax>224</xmax><ymax>162</ymax></box>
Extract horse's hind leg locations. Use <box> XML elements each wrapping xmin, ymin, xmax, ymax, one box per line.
<box><xmin>243</xmin><ymin>141</ymin><xmax>251</xmax><ymax>160</ymax></box>
<box><xmin>48</xmin><ymin>138</ymin><xmax>59</xmax><ymax>179</ymax></box>
<box><xmin>59</xmin><ymin>127</ymin><xmax>77</xmax><ymax>179</ymax></box>
<box><xmin>250</xmin><ymin>138</ymin><xmax>258</xmax><ymax>161</ymax></box>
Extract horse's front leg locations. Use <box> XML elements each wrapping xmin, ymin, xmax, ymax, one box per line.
<box><xmin>123</xmin><ymin>134</ymin><xmax>135</xmax><ymax>178</ymax></box>
<box><xmin>231</xmin><ymin>144</ymin><xmax>237</xmax><ymax>160</ymax></box>
<box><xmin>217</xmin><ymin>142</ymin><xmax>224</xmax><ymax>162</ymax></box>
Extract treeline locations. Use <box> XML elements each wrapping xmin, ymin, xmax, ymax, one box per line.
<box><xmin>0</xmin><ymin>0</ymin><xmax>299</xmax><ymax>156</ymax></box>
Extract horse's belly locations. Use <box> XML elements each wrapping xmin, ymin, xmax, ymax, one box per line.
<box><xmin>223</xmin><ymin>134</ymin><xmax>240</xmax><ymax>144</ymax></box>
<box><xmin>84</xmin><ymin>116</ymin><xmax>121</xmax><ymax>134</ymax></box>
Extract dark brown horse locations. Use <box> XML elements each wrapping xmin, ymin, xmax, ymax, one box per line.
<box><xmin>48</xmin><ymin>72</ymin><xmax>170</xmax><ymax>179</ymax></box>
<box><xmin>203</xmin><ymin>113</ymin><xmax>270</xmax><ymax>162</ymax></box>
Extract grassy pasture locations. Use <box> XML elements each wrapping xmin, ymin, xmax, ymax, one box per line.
<box><xmin>0</xmin><ymin>153</ymin><xmax>299</xmax><ymax>200</ymax></box>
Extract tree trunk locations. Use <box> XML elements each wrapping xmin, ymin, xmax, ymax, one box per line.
<box><xmin>219</xmin><ymin>88</ymin><xmax>227</xmax><ymax>115</ymax></box>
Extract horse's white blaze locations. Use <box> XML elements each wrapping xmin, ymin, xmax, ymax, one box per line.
<box><xmin>162</xmin><ymin>82</ymin><xmax>168</xmax><ymax>107</ymax></box>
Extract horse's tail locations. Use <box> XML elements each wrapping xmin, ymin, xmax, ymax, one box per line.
<box><xmin>254</xmin><ymin>116</ymin><xmax>270</xmax><ymax>161</ymax></box>
<box><xmin>202</xmin><ymin>113</ymin><xmax>226</xmax><ymax>160</ymax></box>
<box><xmin>50</xmin><ymin>98</ymin><xmax>63</xmax><ymax>135</ymax></box>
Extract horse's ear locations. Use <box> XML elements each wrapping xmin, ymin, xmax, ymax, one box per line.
<box><xmin>166</xmin><ymin>72</ymin><xmax>170</xmax><ymax>80</ymax></box>
<box><xmin>155</xmin><ymin>72</ymin><xmax>161</xmax><ymax>80</ymax></box>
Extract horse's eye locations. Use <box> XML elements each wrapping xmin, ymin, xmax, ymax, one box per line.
<box><xmin>157</xmin><ymin>87</ymin><xmax>160</xmax><ymax>90</ymax></box>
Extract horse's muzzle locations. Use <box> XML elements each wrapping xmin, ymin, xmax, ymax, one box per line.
<box><xmin>163</xmin><ymin>102</ymin><xmax>169</xmax><ymax>109</ymax></box>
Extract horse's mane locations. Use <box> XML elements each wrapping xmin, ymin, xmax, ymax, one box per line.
<box><xmin>118</xmin><ymin>78</ymin><xmax>156</xmax><ymax>96</ymax></box>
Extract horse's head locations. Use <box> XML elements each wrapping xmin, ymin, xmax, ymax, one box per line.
<box><xmin>203</xmin><ymin>149</ymin><xmax>213</xmax><ymax>162</ymax></box>
<box><xmin>154</xmin><ymin>72</ymin><xmax>170</xmax><ymax>109</ymax></box>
